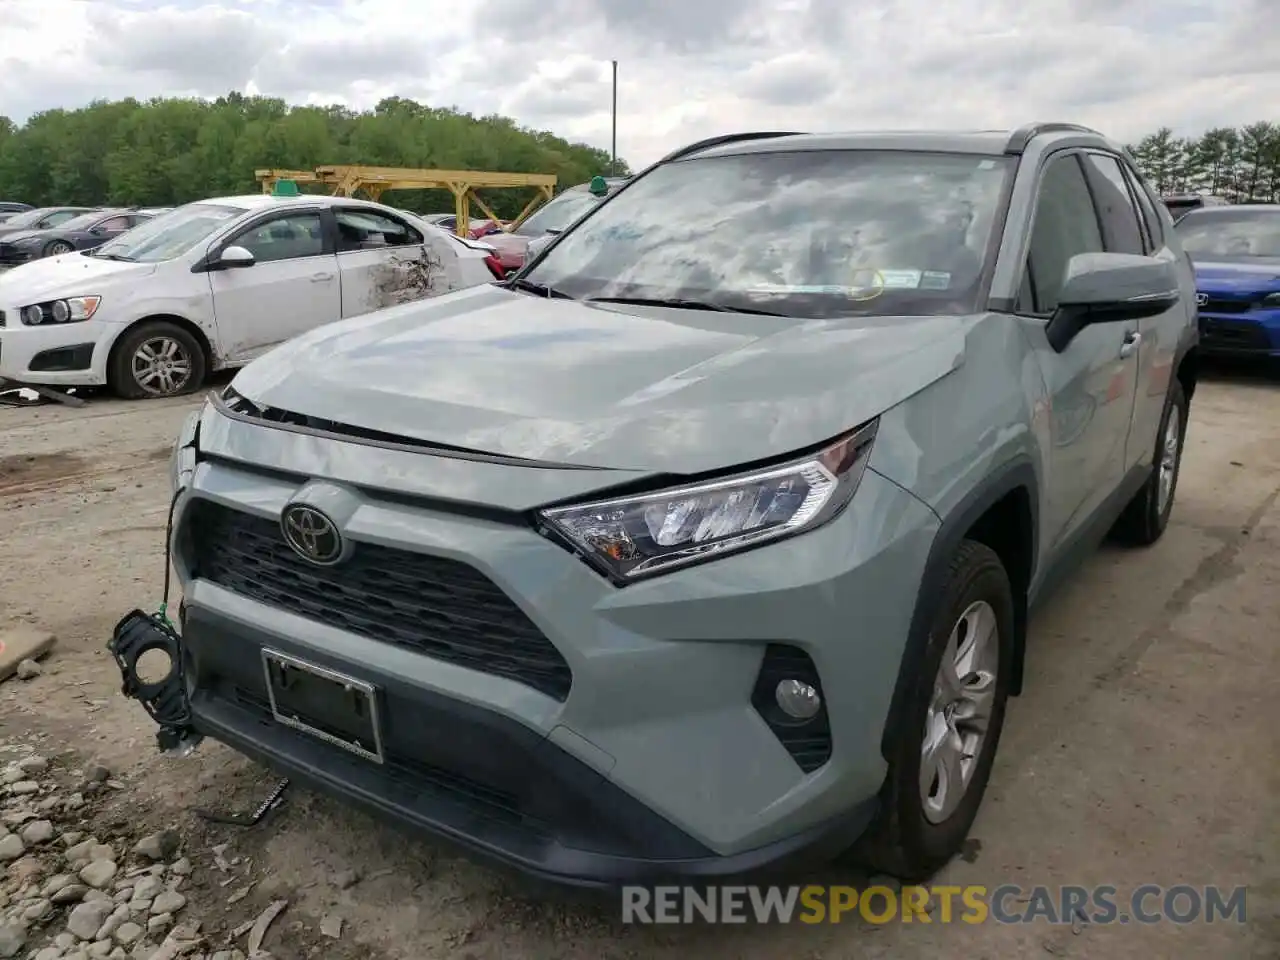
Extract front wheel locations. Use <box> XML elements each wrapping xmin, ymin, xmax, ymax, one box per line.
<box><xmin>109</xmin><ymin>321</ymin><xmax>206</xmax><ymax>400</ymax></box>
<box><xmin>43</xmin><ymin>240</ymin><xmax>73</xmax><ymax>257</ymax></box>
<box><xmin>852</xmin><ymin>540</ymin><xmax>1014</xmax><ymax>881</ymax></box>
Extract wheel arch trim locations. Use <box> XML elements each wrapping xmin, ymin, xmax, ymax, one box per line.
<box><xmin>879</xmin><ymin>458</ymin><xmax>1039</xmax><ymax>760</ymax></box>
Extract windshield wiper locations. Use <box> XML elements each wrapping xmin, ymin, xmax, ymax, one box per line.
<box><xmin>91</xmin><ymin>251</ymin><xmax>135</xmax><ymax>261</ymax></box>
<box><xmin>585</xmin><ymin>295</ymin><xmax>787</xmax><ymax>317</ymax></box>
<box><xmin>506</xmin><ymin>277</ymin><xmax>573</xmax><ymax>299</ymax></box>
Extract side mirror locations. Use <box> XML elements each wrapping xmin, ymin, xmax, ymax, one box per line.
<box><xmin>217</xmin><ymin>245</ymin><xmax>256</xmax><ymax>269</ymax></box>
<box><xmin>89</xmin><ymin>226</ymin><xmax>105</xmax><ymax>236</ymax></box>
<box><xmin>1045</xmin><ymin>253</ymin><xmax>1181</xmax><ymax>352</ymax></box>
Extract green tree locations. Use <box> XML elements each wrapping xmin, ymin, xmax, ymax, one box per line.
<box><xmin>1127</xmin><ymin>121</ymin><xmax>1280</xmax><ymax>204</ymax></box>
<box><xmin>0</xmin><ymin>94</ymin><xmax>625</xmax><ymax>217</ymax></box>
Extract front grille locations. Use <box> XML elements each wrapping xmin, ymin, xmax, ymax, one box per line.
<box><xmin>186</xmin><ymin>499</ymin><xmax>573</xmax><ymax>700</ymax></box>
<box><xmin>1198</xmin><ymin>316</ymin><xmax>1274</xmax><ymax>352</ymax></box>
<box><xmin>1199</xmin><ymin>297</ymin><xmax>1253</xmax><ymax>314</ymax></box>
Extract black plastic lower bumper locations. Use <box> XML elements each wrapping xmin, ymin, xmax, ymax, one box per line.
<box><xmin>1198</xmin><ymin>316</ymin><xmax>1279</xmax><ymax>356</ymax></box>
<box><xmin>136</xmin><ymin>603</ymin><xmax>878</xmax><ymax>889</ymax></box>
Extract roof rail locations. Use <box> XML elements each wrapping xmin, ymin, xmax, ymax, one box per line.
<box><xmin>1004</xmin><ymin>122</ymin><xmax>1101</xmax><ymax>155</ymax></box>
<box><xmin>660</xmin><ymin>131</ymin><xmax>807</xmax><ymax>164</ymax></box>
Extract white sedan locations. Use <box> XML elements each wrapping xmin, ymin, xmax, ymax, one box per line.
<box><xmin>0</xmin><ymin>194</ymin><xmax>502</xmax><ymax>399</ymax></box>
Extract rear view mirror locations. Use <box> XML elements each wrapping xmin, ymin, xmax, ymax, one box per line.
<box><xmin>218</xmin><ymin>245</ymin><xmax>256</xmax><ymax>268</ymax></box>
<box><xmin>1046</xmin><ymin>253</ymin><xmax>1180</xmax><ymax>352</ymax></box>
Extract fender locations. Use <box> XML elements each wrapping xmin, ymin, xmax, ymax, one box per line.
<box><xmin>879</xmin><ymin>457</ymin><xmax>1039</xmax><ymax>760</ymax></box>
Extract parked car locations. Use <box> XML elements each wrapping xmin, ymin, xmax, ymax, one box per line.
<box><xmin>422</xmin><ymin>214</ymin><xmax>497</xmax><ymax>237</ymax></box>
<box><xmin>116</xmin><ymin>123</ymin><xmax>1197</xmax><ymax>887</ymax></box>
<box><xmin>0</xmin><ymin>202</ymin><xmax>32</xmax><ymax>217</ymax></box>
<box><xmin>484</xmin><ymin>176</ymin><xmax>630</xmax><ymax>271</ymax></box>
<box><xmin>1175</xmin><ymin>203</ymin><xmax>1280</xmax><ymax>358</ymax></box>
<box><xmin>1162</xmin><ymin>193</ymin><xmax>1229</xmax><ymax>222</ymax></box>
<box><xmin>0</xmin><ymin>195</ymin><xmax>502</xmax><ymax>397</ymax></box>
<box><xmin>0</xmin><ymin>209</ymin><xmax>153</xmax><ymax>266</ymax></box>
<box><xmin>0</xmin><ymin>206</ymin><xmax>98</xmax><ymax>240</ymax></box>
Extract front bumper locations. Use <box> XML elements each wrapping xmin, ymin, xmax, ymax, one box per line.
<box><xmin>0</xmin><ymin>313</ymin><xmax>111</xmax><ymax>385</ymax></box>
<box><xmin>142</xmin><ymin>406</ymin><xmax>939</xmax><ymax>885</ymax></box>
<box><xmin>1196</xmin><ymin>308</ymin><xmax>1280</xmax><ymax>356</ymax></box>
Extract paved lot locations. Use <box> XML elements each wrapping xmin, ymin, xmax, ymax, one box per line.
<box><xmin>1</xmin><ymin>368</ymin><xmax>1278</xmax><ymax>959</ymax></box>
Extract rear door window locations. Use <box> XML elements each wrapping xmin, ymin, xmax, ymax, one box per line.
<box><xmin>333</xmin><ymin>209</ymin><xmax>423</xmax><ymax>252</ymax></box>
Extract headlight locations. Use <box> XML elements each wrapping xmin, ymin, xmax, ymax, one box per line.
<box><xmin>18</xmin><ymin>296</ymin><xmax>101</xmax><ymax>326</ymax></box>
<box><xmin>539</xmin><ymin>421</ymin><xmax>879</xmax><ymax>582</ymax></box>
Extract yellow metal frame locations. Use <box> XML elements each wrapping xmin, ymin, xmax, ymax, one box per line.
<box><xmin>254</xmin><ymin>165</ymin><xmax>557</xmax><ymax>235</ymax></box>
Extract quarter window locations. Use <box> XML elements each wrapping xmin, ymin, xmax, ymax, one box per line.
<box><xmin>333</xmin><ymin>209</ymin><xmax>422</xmax><ymax>253</ymax></box>
<box><xmin>233</xmin><ymin>213</ymin><xmax>324</xmax><ymax>263</ymax></box>
<box><xmin>1021</xmin><ymin>155</ymin><xmax>1104</xmax><ymax>314</ymax></box>
<box><xmin>1082</xmin><ymin>154</ymin><xmax>1146</xmax><ymax>256</ymax></box>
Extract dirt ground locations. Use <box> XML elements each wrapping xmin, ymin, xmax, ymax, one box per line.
<box><xmin>1</xmin><ymin>367</ymin><xmax>1278</xmax><ymax>960</ymax></box>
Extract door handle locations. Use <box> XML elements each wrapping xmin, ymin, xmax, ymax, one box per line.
<box><xmin>1119</xmin><ymin>331</ymin><xmax>1141</xmax><ymax>359</ymax></box>
<box><xmin>310</xmin><ymin>272</ymin><xmax>334</xmax><ymax>283</ymax></box>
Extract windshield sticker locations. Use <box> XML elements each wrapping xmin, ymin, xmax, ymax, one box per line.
<box><xmin>920</xmin><ymin>271</ymin><xmax>952</xmax><ymax>290</ymax></box>
<box><xmin>879</xmin><ymin>269</ymin><xmax>922</xmax><ymax>289</ymax></box>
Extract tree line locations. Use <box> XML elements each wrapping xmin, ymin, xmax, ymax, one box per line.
<box><xmin>1127</xmin><ymin>123</ymin><xmax>1280</xmax><ymax>202</ymax></box>
<box><xmin>0</xmin><ymin>94</ymin><xmax>625</xmax><ymax>219</ymax></box>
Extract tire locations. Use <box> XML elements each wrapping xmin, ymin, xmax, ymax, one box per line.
<box><xmin>1110</xmin><ymin>378</ymin><xmax>1188</xmax><ymax>546</ymax></box>
<box><xmin>851</xmin><ymin>540</ymin><xmax>1014</xmax><ymax>881</ymax></box>
<box><xmin>43</xmin><ymin>240</ymin><xmax>72</xmax><ymax>257</ymax></box>
<box><xmin>109</xmin><ymin>321</ymin><xmax>207</xmax><ymax>400</ymax></box>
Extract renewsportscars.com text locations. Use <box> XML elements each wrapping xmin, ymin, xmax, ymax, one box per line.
<box><xmin>621</xmin><ymin>884</ymin><xmax>1248</xmax><ymax>925</ymax></box>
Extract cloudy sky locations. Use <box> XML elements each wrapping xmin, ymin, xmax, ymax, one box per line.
<box><xmin>1</xmin><ymin>0</ymin><xmax>1276</xmax><ymax>168</ymax></box>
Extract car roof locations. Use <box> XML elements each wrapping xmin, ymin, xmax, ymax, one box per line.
<box><xmin>201</xmin><ymin>194</ymin><xmax>395</xmax><ymax>213</ymax></box>
<box><xmin>680</xmin><ymin>125</ymin><xmax>1123</xmax><ymax>161</ymax></box>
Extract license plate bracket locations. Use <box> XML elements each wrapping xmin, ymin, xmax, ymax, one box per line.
<box><xmin>261</xmin><ymin>650</ymin><xmax>384</xmax><ymax>764</ymax></box>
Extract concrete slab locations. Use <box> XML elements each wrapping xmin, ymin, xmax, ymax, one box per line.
<box><xmin>0</xmin><ymin>625</ymin><xmax>55</xmax><ymax>681</ymax></box>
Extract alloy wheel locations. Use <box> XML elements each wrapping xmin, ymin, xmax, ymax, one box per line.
<box><xmin>131</xmin><ymin>337</ymin><xmax>193</xmax><ymax>396</ymax></box>
<box><xmin>1157</xmin><ymin>405</ymin><xmax>1181</xmax><ymax>515</ymax></box>
<box><xmin>920</xmin><ymin>599</ymin><xmax>999</xmax><ymax>824</ymax></box>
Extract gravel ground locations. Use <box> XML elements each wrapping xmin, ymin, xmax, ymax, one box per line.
<box><xmin>0</xmin><ymin>368</ymin><xmax>1278</xmax><ymax>959</ymax></box>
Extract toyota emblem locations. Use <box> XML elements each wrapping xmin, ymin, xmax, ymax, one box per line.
<box><xmin>281</xmin><ymin>504</ymin><xmax>343</xmax><ymax>565</ymax></box>
<box><xmin>1195</xmin><ymin>292</ymin><xmax>1209</xmax><ymax>307</ymax></box>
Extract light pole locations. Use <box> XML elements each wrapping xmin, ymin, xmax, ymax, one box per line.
<box><xmin>610</xmin><ymin>60</ymin><xmax>618</xmax><ymax>176</ymax></box>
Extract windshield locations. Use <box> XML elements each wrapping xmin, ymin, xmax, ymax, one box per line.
<box><xmin>1</xmin><ymin>209</ymin><xmax>58</xmax><ymax>229</ymax></box>
<box><xmin>523</xmin><ymin>150</ymin><xmax>1012</xmax><ymax>317</ymax></box>
<box><xmin>1175</xmin><ymin>210</ymin><xmax>1280</xmax><ymax>258</ymax></box>
<box><xmin>90</xmin><ymin>202</ymin><xmax>242</xmax><ymax>262</ymax></box>
<box><xmin>514</xmin><ymin>191</ymin><xmax>602</xmax><ymax>237</ymax></box>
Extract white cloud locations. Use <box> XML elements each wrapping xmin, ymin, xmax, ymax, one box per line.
<box><xmin>0</xmin><ymin>0</ymin><xmax>1276</xmax><ymax>168</ymax></box>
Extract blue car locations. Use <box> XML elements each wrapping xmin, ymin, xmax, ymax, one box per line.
<box><xmin>1175</xmin><ymin>204</ymin><xmax>1280</xmax><ymax>358</ymax></box>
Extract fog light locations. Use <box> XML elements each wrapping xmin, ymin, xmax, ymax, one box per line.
<box><xmin>775</xmin><ymin>678</ymin><xmax>821</xmax><ymax>720</ymax></box>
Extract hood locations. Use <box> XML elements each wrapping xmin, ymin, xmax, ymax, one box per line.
<box><xmin>1191</xmin><ymin>256</ymin><xmax>1280</xmax><ymax>295</ymax></box>
<box><xmin>229</xmin><ymin>284</ymin><xmax>968</xmax><ymax>475</ymax></box>
<box><xmin>0</xmin><ymin>230</ymin><xmax>49</xmax><ymax>245</ymax></box>
<box><xmin>0</xmin><ymin>253</ymin><xmax>158</xmax><ymax>304</ymax></box>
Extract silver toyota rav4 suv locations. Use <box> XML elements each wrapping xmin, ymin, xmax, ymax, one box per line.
<box><xmin>114</xmin><ymin>122</ymin><xmax>1198</xmax><ymax>887</ymax></box>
